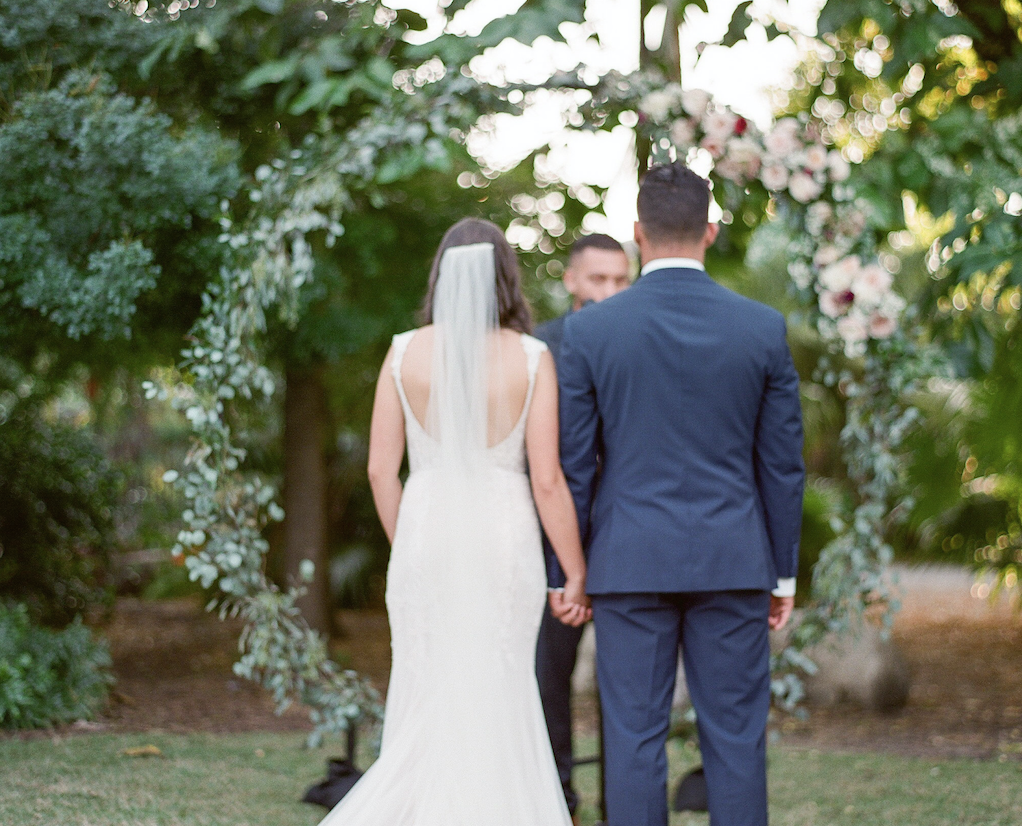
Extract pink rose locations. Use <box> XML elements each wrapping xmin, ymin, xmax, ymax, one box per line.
<box><xmin>868</xmin><ymin>313</ymin><xmax>898</xmax><ymax>339</ymax></box>
<box><xmin>703</xmin><ymin>110</ymin><xmax>738</xmax><ymax>140</ymax></box>
<box><xmin>820</xmin><ymin>289</ymin><xmax>854</xmax><ymax>318</ymax></box>
<box><xmin>700</xmin><ymin>134</ymin><xmax>726</xmax><ymax>159</ymax></box>
<box><xmin>803</xmin><ymin>143</ymin><xmax>829</xmax><ymax>173</ymax></box>
<box><xmin>760</xmin><ymin>163</ymin><xmax>789</xmax><ymax>191</ymax></box>
<box><xmin>764</xmin><ymin>118</ymin><xmax>801</xmax><ymax>157</ymax></box>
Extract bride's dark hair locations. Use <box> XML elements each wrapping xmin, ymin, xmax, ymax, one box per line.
<box><xmin>421</xmin><ymin>218</ymin><xmax>533</xmax><ymax>333</ymax></box>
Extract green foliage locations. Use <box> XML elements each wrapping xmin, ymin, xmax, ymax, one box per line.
<box><xmin>0</xmin><ymin>366</ymin><xmax>119</xmax><ymax>628</ymax></box>
<box><xmin>0</xmin><ymin>0</ymin><xmax>149</xmax><ymax>110</ymax></box>
<box><xmin>0</xmin><ymin>602</ymin><xmax>112</xmax><ymax>729</ymax></box>
<box><xmin>0</xmin><ymin>70</ymin><xmax>239</xmax><ymax>361</ymax></box>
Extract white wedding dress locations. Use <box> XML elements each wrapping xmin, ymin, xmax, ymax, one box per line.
<box><xmin>319</xmin><ymin>328</ymin><xmax>573</xmax><ymax>826</ymax></box>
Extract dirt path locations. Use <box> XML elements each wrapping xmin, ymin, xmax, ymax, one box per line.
<box><xmin>780</xmin><ymin>566</ymin><xmax>1022</xmax><ymax>759</ymax></box>
<box><xmin>92</xmin><ymin>566</ymin><xmax>1022</xmax><ymax>760</ymax></box>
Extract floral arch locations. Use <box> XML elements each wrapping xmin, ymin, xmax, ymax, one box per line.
<box><xmin>155</xmin><ymin>68</ymin><xmax>938</xmax><ymax>741</ymax></box>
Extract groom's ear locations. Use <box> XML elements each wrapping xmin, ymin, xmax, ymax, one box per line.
<box><xmin>633</xmin><ymin>220</ymin><xmax>646</xmax><ymax>248</ymax></box>
<box><xmin>704</xmin><ymin>222</ymin><xmax>720</xmax><ymax>248</ymax></box>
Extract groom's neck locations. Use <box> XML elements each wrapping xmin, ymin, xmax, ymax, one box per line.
<box><xmin>634</xmin><ymin>220</ymin><xmax>715</xmax><ymax>267</ymax></box>
<box><xmin>640</xmin><ymin>243</ymin><xmax>706</xmax><ymax>266</ymax></box>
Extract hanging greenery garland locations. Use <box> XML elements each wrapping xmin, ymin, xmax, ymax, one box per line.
<box><xmin>146</xmin><ymin>76</ymin><xmax>491</xmax><ymax>745</ymax></box>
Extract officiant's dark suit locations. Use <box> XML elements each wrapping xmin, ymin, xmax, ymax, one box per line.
<box><xmin>534</xmin><ymin>233</ymin><xmax>631</xmax><ymax>818</ymax></box>
<box><xmin>551</xmin><ymin>163</ymin><xmax>804</xmax><ymax>826</ymax></box>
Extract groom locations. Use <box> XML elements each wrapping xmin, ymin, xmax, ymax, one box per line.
<box><xmin>551</xmin><ymin>162</ymin><xmax>804</xmax><ymax>826</ymax></box>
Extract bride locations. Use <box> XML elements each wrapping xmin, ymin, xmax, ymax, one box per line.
<box><xmin>318</xmin><ymin>218</ymin><xmax>590</xmax><ymax>825</ymax></box>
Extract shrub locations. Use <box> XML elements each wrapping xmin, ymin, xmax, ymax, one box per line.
<box><xmin>0</xmin><ymin>380</ymin><xmax>119</xmax><ymax>627</ymax></box>
<box><xmin>0</xmin><ymin>602</ymin><xmax>113</xmax><ymax>729</ymax></box>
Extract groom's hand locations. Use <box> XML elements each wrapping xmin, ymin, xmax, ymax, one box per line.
<box><xmin>549</xmin><ymin>590</ymin><xmax>591</xmax><ymax>627</ymax></box>
<box><xmin>768</xmin><ymin>595</ymin><xmax>794</xmax><ymax>630</ymax></box>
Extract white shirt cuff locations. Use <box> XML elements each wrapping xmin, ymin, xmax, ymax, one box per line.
<box><xmin>771</xmin><ymin>577</ymin><xmax>796</xmax><ymax>598</ymax></box>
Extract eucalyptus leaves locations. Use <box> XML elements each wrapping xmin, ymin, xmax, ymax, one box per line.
<box><xmin>151</xmin><ymin>87</ymin><xmax>481</xmax><ymax>744</ymax></box>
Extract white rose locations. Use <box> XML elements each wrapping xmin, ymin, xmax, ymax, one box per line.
<box><xmin>808</xmin><ymin>201</ymin><xmax>834</xmax><ymax>225</ymax></box>
<box><xmin>813</xmin><ymin>244</ymin><xmax>842</xmax><ymax>267</ymax></box>
<box><xmin>764</xmin><ymin>118</ymin><xmax>802</xmax><ymax>158</ymax></box>
<box><xmin>868</xmin><ymin>312</ymin><xmax>898</xmax><ymax>339</ymax></box>
<box><xmin>703</xmin><ymin>110</ymin><xmax>738</xmax><ymax>140</ymax></box>
<box><xmin>670</xmin><ymin>118</ymin><xmax>696</xmax><ymax>148</ymax></box>
<box><xmin>803</xmin><ymin>143</ymin><xmax>829</xmax><ymax>173</ymax></box>
<box><xmin>760</xmin><ymin>162</ymin><xmax>789</xmax><ymax>191</ymax></box>
<box><xmin>819</xmin><ymin>256</ymin><xmax>860</xmax><ymax>292</ymax></box>
<box><xmin>788</xmin><ymin>171</ymin><xmax>824</xmax><ymax>203</ymax></box>
<box><xmin>851</xmin><ymin>264</ymin><xmax>893</xmax><ymax>307</ymax></box>
<box><xmin>836</xmin><ymin>313</ymin><xmax>870</xmax><ymax>356</ymax></box>
<box><xmin>727</xmin><ymin>137</ymin><xmax>762</xmax><ymax>174</ymax></box>
<box><xmin>828</xmin><ymin>150</ymin><xmax>851</xmax><ymax>182</ymax></box>
<box><xmin>680</xmin><ymin>88</ymin><xmax>711</xmax><ymax>117</ymax></box>
<box><xmin>836</xmin><ymin>205</ymin><xmax>867</xmax><ymax>237</ymax></box>
<box><xmin>819</xmin><ymin>289</ymin><xmax>853</xmax><ymax>318</ymax></box>
<box><xmin>641</xmin><ymin>90</ymin><xmax>674</xmax><ymax>122</ymax></box>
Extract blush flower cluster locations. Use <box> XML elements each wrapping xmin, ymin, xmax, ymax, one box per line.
<box><xmin>637</xmin><ymin>83</ymin><xmax>903</xmax><ymax>357</ymax></box>
<box><xmin>816</xmin><ymin>256</ymin><xmax>906</xmax><ymax>356</ymax></box>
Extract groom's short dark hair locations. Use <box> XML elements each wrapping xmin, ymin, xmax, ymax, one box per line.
<box><xmin>637</xmin><ymin>163</ymin><xmax>710</xmax><ymax>244</ymax></box>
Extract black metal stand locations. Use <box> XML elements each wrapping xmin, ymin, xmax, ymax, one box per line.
<box><xmin>301</xmin><ymin>722</ymin><xmax>363</xmax><ymax>809</ymax></box>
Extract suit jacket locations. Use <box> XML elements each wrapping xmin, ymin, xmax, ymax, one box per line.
<box><xmin>553</xmin><ymin>265</ymin><xmax>804</xmax><ymax>594</ymax></box>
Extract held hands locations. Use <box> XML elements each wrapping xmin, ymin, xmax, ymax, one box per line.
<box><xmin>769</xmin><ymin>595</ymin><xmax>794</xmax><ymax>631</ymax></box>
<box><xmin>549</xmin><ymin>576</ymin><xmax>592</xmax><ymax>627</ymax></box>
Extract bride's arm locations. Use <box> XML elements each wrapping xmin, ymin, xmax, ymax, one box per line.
<box><xmin>367</xmin><ymin>346</ymin><xmax>406</xmax><ymax>543</ymax></box>
<box><xmin>526</xmin><ymin>351</ymin><xmax>590</xmax><ymax>624</ymax></box>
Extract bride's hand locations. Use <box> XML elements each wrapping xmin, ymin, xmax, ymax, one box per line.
<box><xmin>550</xmin><ymin>577</ymin><xmax>591</xmax><ymax>627</ymax></box>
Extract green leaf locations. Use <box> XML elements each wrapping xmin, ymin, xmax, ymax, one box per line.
<box><xmin>443</xmin><ymin>0</ymin><xmax>473</xmax><ymax>14</ymax></box>
<box><xmin>720</xmin><ymin>1</ymin><xmax>752</xmax><ymax>48</ymax></box>
<box><xmin>670</xmin><ymin>0</ymin><xmax>709</xmax><ymax>16</ymax></box>
<box><xmin>474</xmin><ymin>0</ymin><xmax>585</xmax><ymax>48</ymax></box>
<box><xmin>288</xmin><ymin>79</ymin><xmax>335</xmax><ymax>115</ymax></box>
<box><xmin>240</xmin><ymin>55</ymin><xmax>301</xmax><ymax>91</ymax></box>
<box><xmin>395</xmin><ymin>9</ymin><xmax>428</xmax><ymax>32</ymax></box>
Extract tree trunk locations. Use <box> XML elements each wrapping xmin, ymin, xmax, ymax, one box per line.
<box><xmin>637</xmin><ymin>1</ymin><xmax>682</xmax><ymax>171</ymax></box>
<box><xmin>283</xmin><ymin>366</ymin><xmax>333</xmax><ymax>637</ymax></box>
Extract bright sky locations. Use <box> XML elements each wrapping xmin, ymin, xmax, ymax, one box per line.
<box><xmin>395</xmin><ymin>0</ymin><xmax>826</xmax><ymax>239</ymax></box>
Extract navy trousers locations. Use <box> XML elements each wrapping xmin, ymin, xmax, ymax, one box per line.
<box><xmin>592</xmin><ymin>590</ymin><xmax>771</xmax><ymax>826</ymax></box>
<box><xmin>536</xmin><ymin>600</ymin><xmax>586</xmax><ymax>814</ymax></box>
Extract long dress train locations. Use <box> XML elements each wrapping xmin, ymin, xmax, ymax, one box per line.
<box><xmin>319</xmin><ymin>329</ymin><xmax>572</xmax><ymax>826</ymax></box>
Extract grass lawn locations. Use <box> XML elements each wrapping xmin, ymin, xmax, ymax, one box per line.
<box><xmin>2</xmin><ymin>732</ymin><xmax>1022</xmax><ymax>826</ymax></box>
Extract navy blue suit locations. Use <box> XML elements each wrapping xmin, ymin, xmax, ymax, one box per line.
<box><xmin>555</xmin><ymin>264</ymin><xmax>804</xmax><ymax>826</ymax></box>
